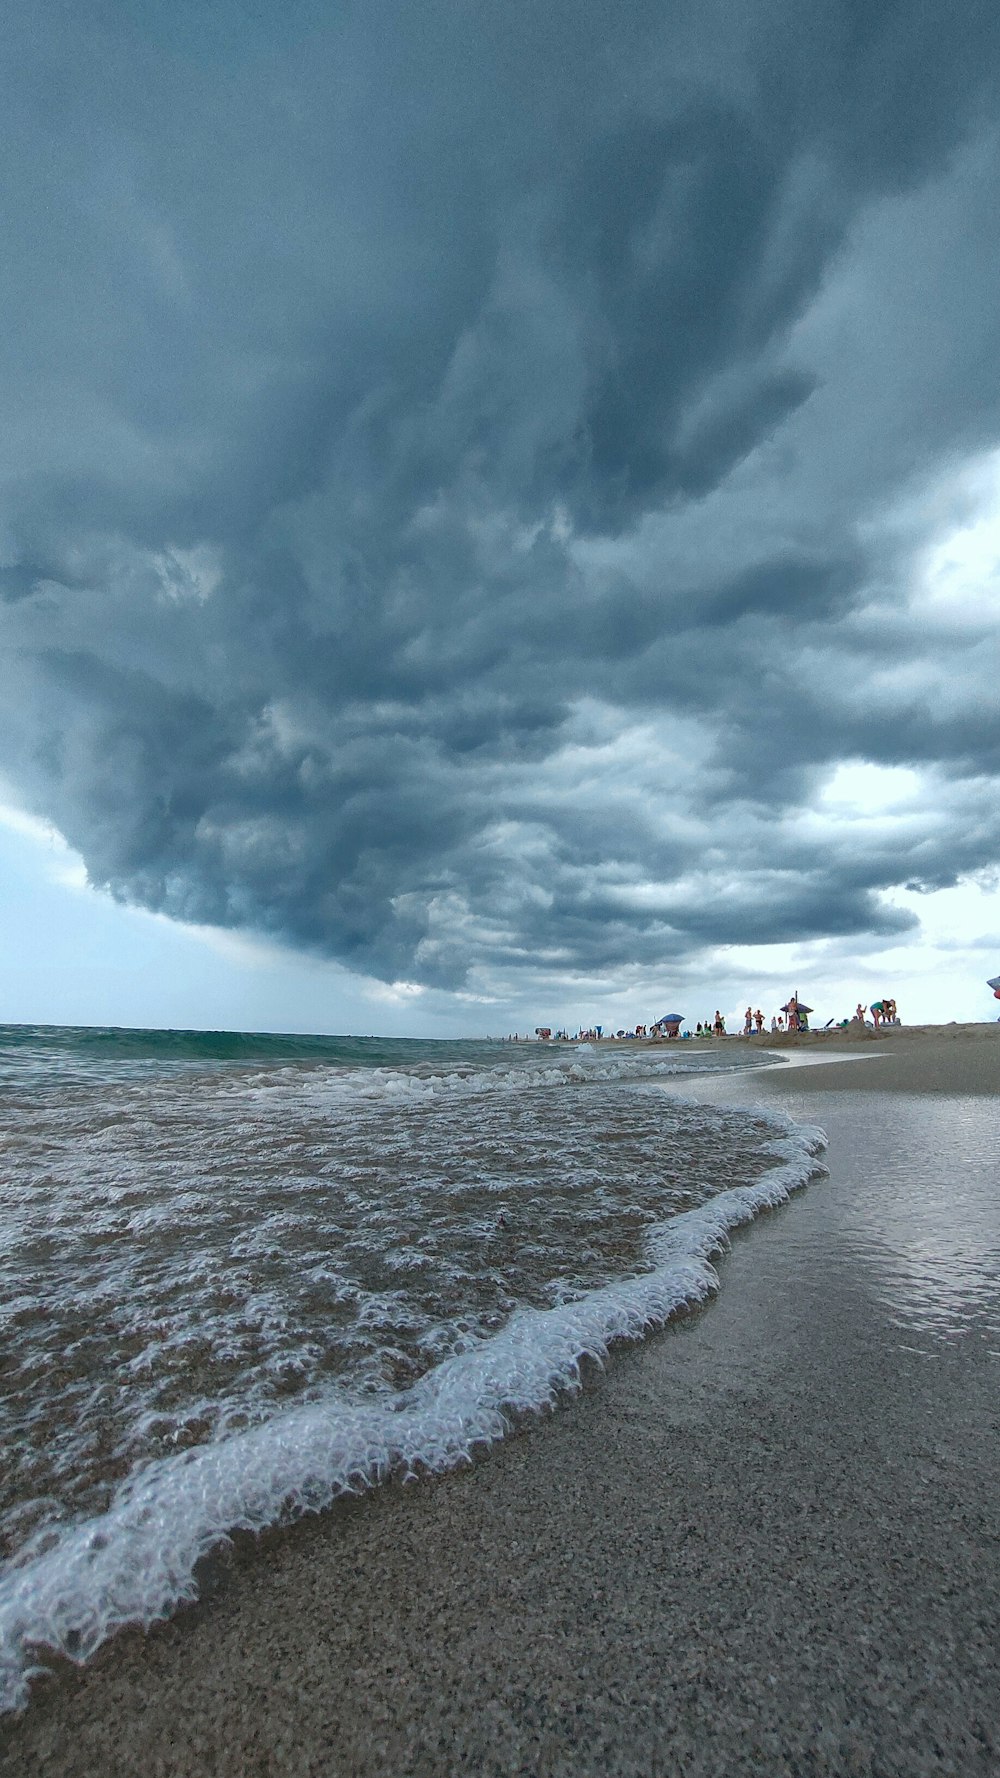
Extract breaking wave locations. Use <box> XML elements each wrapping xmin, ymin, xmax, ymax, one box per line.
<box><xmin>0</xmin><ymin>1102</ymin><xmax>825</xmax><ymax>1715</ymax></box>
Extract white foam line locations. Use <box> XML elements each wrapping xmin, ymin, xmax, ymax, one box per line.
<box><xmin>0</xmin><ymin>1110</ymin><xmax>826</xmax><ymax>1715</ymax></box>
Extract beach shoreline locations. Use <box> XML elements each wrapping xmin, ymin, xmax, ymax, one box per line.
<box><xmin>2</xmin><ymin>1024</ymin><xmax>998</xmax><ymax>1776</ymax></box>
<box><xmin>747</xmin><ymin>1020</ymin><xmax>999</xmax><ymax>1094</ymax></box>
<box><xmin>615</xmin><ymin>1019</ymin><xmax>1000</xmax><ymax>1095</ymax></box>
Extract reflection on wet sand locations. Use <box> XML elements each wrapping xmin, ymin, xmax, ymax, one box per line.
<box><xmin>831</xmin><ymin>1095</ymin><xmax>1000</xmax><ymax>1352</ymax></box>
<box><xmin>663</xmin><ymin>1068</ymin><xmax>1000</xmax><ymax>1358</ymax></box>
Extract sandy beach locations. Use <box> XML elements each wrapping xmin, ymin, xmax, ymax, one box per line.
<box><xmin>744</xmin><ymin>1019</ymin><xmax>1000</xmax><ymax>1095</ymax></box>
<box><xmin>2</xmin><ymin>1023</ymin><xmax>998</xmax><ymax>1777</ymax></box>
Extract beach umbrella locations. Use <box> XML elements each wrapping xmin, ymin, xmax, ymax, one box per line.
<box><xmin>988</xmin><ymin>975</ymin><xmax>1000</xmax><ymax>998</ymax></box>
<box><xmin>780</xmin><ymin>999</ymin><xmax>813</xmax><ymax>1014</ymax></box>
<box><xmin>656</xmin><ymin>1013</ymin><xmax>684</xmax><ymax>1025</ymax></box>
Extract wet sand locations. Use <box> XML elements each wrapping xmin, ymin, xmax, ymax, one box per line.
<box><xmin>748</xmin><ymin>1019</ymin><xmax>1000</xmax><ymax>1095</ymax></box>
<box><xmin>2</xmin><ymin>1025</ymin><xmax>998</xmax><ymax>1776</ymax></box>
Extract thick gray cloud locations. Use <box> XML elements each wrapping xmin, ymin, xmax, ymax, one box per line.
<box><xmin>3</xmin><ymin>1</ymin><xmax>1000</xmax><ymax>993</ymax></box>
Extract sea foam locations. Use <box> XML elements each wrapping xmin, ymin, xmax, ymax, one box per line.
<box><xmin>0</xmin><ymin>1106</ymin><xmax>825</xmax><ymax>1715</ymax></box>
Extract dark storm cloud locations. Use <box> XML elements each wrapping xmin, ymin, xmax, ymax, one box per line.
<box><xmin>3</xmin><ymin>0</ymin><xmax>1000</xmax><ymax>993</ymax></box>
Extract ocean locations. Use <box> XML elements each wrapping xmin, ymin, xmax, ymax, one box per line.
<box><xmin>0</xmin><ymin>1024</ymin><xmax>826</xmax><ymax>1713</ymax></box>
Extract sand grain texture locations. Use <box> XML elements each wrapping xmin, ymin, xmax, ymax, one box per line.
<box><xmin>2</xmin><ymin>1027</ymin><xmax>998</xmax><ymax>1777</ymax></box>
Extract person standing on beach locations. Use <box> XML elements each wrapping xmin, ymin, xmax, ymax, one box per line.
<box><xmin>744</xmin><ymin>1006</ymin><xmax>753</xmax><ymax>1035</ymax></box>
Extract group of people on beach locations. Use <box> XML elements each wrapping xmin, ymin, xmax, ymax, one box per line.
<box><xmin>694</xmin><ymin>1009</ymin><xmax>766</xmax><ymax>1036</ymax></box>
<box><xmin>693</xmin><ymin>1008</ymin><xmax>784</xmax><ymax>1037</ymax></box>
<box><xmin>520</xmin><ymin>990</ymin><xmax>901</xmax><ymax>1044</ymax></box>
<box><xmin>853</xmin><ymin>999</ymin><xmax>898</xmax><ymax>1026</ymax></box>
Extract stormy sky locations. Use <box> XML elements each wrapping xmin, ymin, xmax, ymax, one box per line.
<box><xmin>3</xmin><ymin>1</ymin><xmax>1000</xmax><ymax>1026</ymax></box>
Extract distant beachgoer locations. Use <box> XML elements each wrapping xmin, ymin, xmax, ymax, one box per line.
<box><xmin>855</xmin><ymin>1003</ymin><xmax>866</xmax><ymax>1024</ymax></box>
<box><xmin>871</xmin><ymin>1001</ymin><xmax>883</xmax><ymax>1027</ymax></box>
<box><xmin>744</xmin><ymin>1006</ymin><xmax>753</xmax><ymax>1035</ymax></box>
<box><xmin>771</xmin><ymin>1015</ymin><xmax>778</xmax><ymax>1032</ymax></box>
<box><xmin>754</xmin><ymin>1008</ymin><xmax>764</xmax><ymax>1032</ymax></box>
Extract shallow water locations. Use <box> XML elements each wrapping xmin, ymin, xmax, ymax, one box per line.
<box><xmin>676</xmin><ymin>1074</ymin><xmax>1000</xmax><ymax>1361</ymax></box>
<box><xmin>830</xmin><ymin>1094</ymin><xmax>1000</xmax><ymax>1355</ymax></box>
<box><xmin>0</xmin><ymin>1026</ymin><xmax>824</xmax><ymax>1712</ymax></box>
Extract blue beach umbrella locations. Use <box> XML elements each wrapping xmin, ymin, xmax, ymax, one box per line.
<box><xmin>656</xmin><ymin>1013</ymin><xmax>684</xmax><ymax>1025</ymax></box>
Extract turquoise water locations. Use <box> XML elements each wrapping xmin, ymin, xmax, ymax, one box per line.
<box><xmin>0</xmin><ymin>1023</ymin><xmax>511</xmax><ymax>1090</ymax></box>
<box><xmin>0</xmin><ymin>1022</ymin><xmax>789</xmax><ymax>1093</ymax></box>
